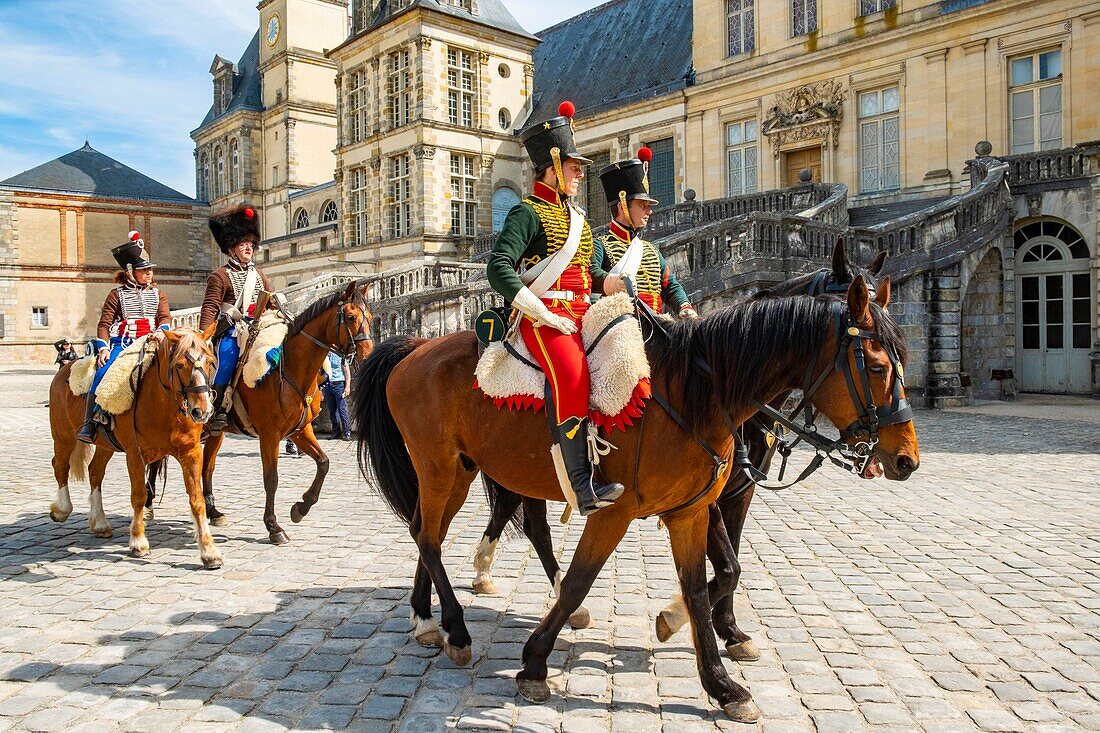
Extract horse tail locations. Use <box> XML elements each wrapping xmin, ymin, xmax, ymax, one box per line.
<box><xmin>482</xmin><ymin>474</ymin><xmax>525</xmax><ymax>539</ymax></box>
<box><xmin>69</xmin><ymin>442</ymin><xmax>93</xmax><ymax>484</ymax></box>
<box><xmin>354</xmin><ymin>336</ymin><xmax>424</xmax><ymax>524</ymax></box>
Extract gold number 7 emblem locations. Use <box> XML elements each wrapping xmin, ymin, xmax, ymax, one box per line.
<box><xmin>481</xmin><ymin>317</ymin><xmax>495</xmax><ymax>341</ymax></box>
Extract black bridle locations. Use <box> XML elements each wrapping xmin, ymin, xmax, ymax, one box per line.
<box><xmin>299</xmin><ymin>295</ymin><xmax>372</xmax><ymax>359</ymax></box>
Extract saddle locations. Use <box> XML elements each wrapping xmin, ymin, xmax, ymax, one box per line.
<box><xmin>474</xmin><ymin>293</ymin><xmax>651</xmax><ymax>433</ymax></box>
<box><xmin>67</xmin><ymin>335</ymin><xmax>157</xmax><ymax>415</ymax></box>
<box><xmin>237</xmin><ymin>310</ymin><xmax>288</xmax><ymax>388</ymax></box>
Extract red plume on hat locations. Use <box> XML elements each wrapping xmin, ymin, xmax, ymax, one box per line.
<box><xmin>558</xmin><ymin>101</ymin><xmax>576</xmax><ymax>119</ymax></box>
<box><xmin>209</xmin><ymin>203</ymin><xmax>262</xmax><ymax>255</ymax></box>
<box><xmin>637</xmin><ymin>147</ymin><xmax>653</xmax><ymax>162</ymax></box>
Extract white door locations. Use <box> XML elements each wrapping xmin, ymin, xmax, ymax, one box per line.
<box><xmin>1015</xmin><ymin>232</ymin><xmax>1093</xmax><ymax>393</ymax></box>
<box><xmin>491</xmin><ymin>187</ymin><xmax>520</xmax><ymax>233</ymax></box>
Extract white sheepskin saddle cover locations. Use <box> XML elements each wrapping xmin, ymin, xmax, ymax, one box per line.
<box><xmin>67</xmin><ymin>336</ymin><xmax>157</xmax><ymax>415</ymax></box>
<box><xmin>238</xmin><ymin>311</ymin><xmax>289</xmax><ymax>388</ymax></box>
<box><xmin>475</xmin><ymin>293</ymin><xmax>649</xmax><ymax>418</ymax></box>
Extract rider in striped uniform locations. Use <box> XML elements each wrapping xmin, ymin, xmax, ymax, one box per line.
<box><xmin>77</xmin><ymin>232</ymin><xmax>170</xmax><ymax>443</ymax></box>
<box><xmin>593</xmin><ymin>149</ymin><xmax>698</xmax><ymax>319</ymax></box>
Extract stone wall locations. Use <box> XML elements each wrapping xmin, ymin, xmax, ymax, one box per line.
<box><xmin>960</xmin><ymin>247</ymin><xmax>1008</xmax><ymax>399</ymax></box>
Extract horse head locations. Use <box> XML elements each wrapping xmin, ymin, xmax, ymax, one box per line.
<box><xmin>288</xmin><ymin>281</ymin><xmax>373</xmax><ymax>362</ymax></box>
<box><xmin>160</xmin><ymin>327</ymin><xmax>217</xmax><ymax>425</ymax></box>
<box><xmin>807</xmin><ymin>275</ymin><xmax>919</xmax><ymax>480</ymax></box>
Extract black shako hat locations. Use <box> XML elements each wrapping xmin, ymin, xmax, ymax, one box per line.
<box><xmin>111</xmin><ymin>231</ymin><xmax>157</xmax><ymax>271</ymax></box>
<box><xmin>519</xmin><ymin>101</ymin><xmax>593</xmax><ymax>173</ymax></box>
<box><xmin>599</xmin><ymin>148</ymin><xmax>659</xmax><ymax>207</ymax></box>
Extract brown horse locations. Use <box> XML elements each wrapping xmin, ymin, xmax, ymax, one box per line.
<box><xmin>356</xmin><ymin>277</ymin><xmax>918</xmax><ymax>722</ymax></box>
<box><xmin>471</xmin><ymin>242</ymin><xmax>890</xmax><ymax>658</ymax></box>
<box><xmin>48</xmin><ymin>327</ymin><xmax>220</xmax><ymax>567</ymax></box>
<box><xmin>177</xmin><ymin>281</ymin><xmax>373</xmax><ymax>544</ymax></box>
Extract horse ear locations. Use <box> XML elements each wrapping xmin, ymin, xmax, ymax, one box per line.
<box><xmin>874</xmin><ymin>275</ymin><xmax>892</xmax><ymax>310</ymax></box>
<box><xmin>200</xmin><ymin>322</ymin><xmax>217</xmax><ymax>343</ymax></box>
<box><xmin>343</xmin><ymin>281</ymin><xmax>358</xmax><ymax>300</ymax></box>
<box><xmin>870</xmin><ymin>249</ymin><xmax>888</xmax><ymax>276</ymax></box>
<box><xmin>847</xmin><ymin>274</ymin><xmax>872</xmax><ymax>325</ymax></box>
<box><xmin>831</xmin><ymin>239</ymin><xmax>851</xmax><ymax>281</ymax></box>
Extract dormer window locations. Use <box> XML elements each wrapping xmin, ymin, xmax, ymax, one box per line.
<box><xmin>209</xmin><ymin>56</ymin><xmax>239</xmax><ymax>116</ymax></box>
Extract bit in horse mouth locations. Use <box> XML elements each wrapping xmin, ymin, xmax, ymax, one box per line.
<box><xmin>861</xmin><ymin>455</ymin><xmax>884</xmax><ymax>479</ymax></box>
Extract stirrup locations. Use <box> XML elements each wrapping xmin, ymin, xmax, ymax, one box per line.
<box><xmin>577</xmin><ymin>483</ymin><xmax>625</xmax><ymax>517</ymax></box>
<box><xmin>208</xmin><ymin>410</ymin><xmax>229</xmax><ymax>435</ymax></box>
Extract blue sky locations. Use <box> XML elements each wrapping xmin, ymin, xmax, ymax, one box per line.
<box><xmin>0</xmin><ymin>0</ymin><xmax>604</xmax><ymax>198</ymax></box>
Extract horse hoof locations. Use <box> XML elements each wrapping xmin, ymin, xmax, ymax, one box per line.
<box><xmin>269</xmin><ymin>531</ymin><xmax>290</xmax><ymax>545</ymax></box>
<box><xmin>130</xmin><ymin>546</ymin><xmax>150</xmax><ymax>558</ymax></box>
<box><xmin>49</xmin><ymin>506</ymin><xmax>71</xmax><ymax>523</ymax></box>
<box><xmin>91</xmin><ymin>525</ymin><xmax>113</xmax><ymax>539</ymax></box>
<box><xmin>517</xmin><ymin>678</ymin><xmax>551</xmax><ymax>703</ymax></box>
<box><xmin>568</xmin><ymin>606</ymin><xmax>592</xmax><ymax>629</ymax></box>
<box><xmin>655</xmin><ymin>613</ymin><xmax>674</xmax><ymax>643</ymax></box>
<box><xmin>142</xmin><ymin>507</ymin><xmax>154</xmax><ymax>522</ymax></box>
<box><xmin>726</xmin><ymin>639</ymin><xmax>760</xmax><ymax>662</ymax></box>
<box><xmin>722</xmin><ymin>699</ymin><xmax>761</xmax><ymax>723</ymax></box>
<box><xmin>443</xmin><ymin>642</ymin><xmax>472</xmax><ymax>666</ymax></box>
<box><xmin>202</xmin><ymin>554</ymin><xmax>223</xmax><ymax>570</ymax></box>
<box><xmin>290</xmin><ymin>503</ymin><xmax>308</xmax><ymax>524</ymax></box>
<box><xmin>208</xmin><ymin>512</ymin><xmax>228</xmax><ymax>527</ymax></box>
<box><xmin>471</xmin><ymin>578</ymin><xmax>496</xmax><ymax>595</ymax></box>
<box><xmin>415</xmin><ymin>630</ymin><xmax>444</xmax><ymax>648</ymax></box>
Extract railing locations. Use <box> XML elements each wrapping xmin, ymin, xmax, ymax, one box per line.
<box><xmin>995</xmin><ymin>143</ymin><xmax>1098</xmax><ymax>189</ymax></box>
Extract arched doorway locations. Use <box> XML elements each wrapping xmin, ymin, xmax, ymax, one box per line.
<box><xmin>1014</xmin><ymin>219</ymin><xmax>1093</xmax><ymax>393</ymax></box>
<box><xmin>961</xmin><ymin>248</ymin><xmax>1005</xmax><ymax>400</ymax></box>
<box><xmin>491</xmin><ymin>187</ymin><xmax>520</xmax><ymax>233</ymax></box>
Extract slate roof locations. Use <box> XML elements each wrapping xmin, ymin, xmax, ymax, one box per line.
<box><xmin>367</xmin><ymin>0</ymin><xmax>536</xmax><ymax>40</ymax></box>
<box><xmin>0</xmin><ymin>142</ymin><xmax>194</xmax><ymax>204</ymax></box>
<box><xmin>528</xmin><ymin>0</ymin><xmax>693</xmax><ymax>123</ymax></box>
<box><xmin>196</xmin><ymin>31</ymin><xmax>263</xmax><ymax>131</ymax></box>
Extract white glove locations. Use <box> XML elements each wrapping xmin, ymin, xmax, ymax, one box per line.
<box><xmin>603</xmin><ymin>275</ymin><xmax>626</xmax><ymax>295</ymax></box>
<box><xmin>511</xmin><ymin>287</ymin><xmax>577</xmax><ymax>335</ymax></box>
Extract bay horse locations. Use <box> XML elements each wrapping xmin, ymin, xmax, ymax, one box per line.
<box><xmin>48</xmin><ymin>327</ymin><xmax>221</xmax><ymax>567</ymax></box>
<box><xmin>148</xmin><ymin>281</ymin><xmax>372</xmax><ymax>545</ymax></box>
<box><xmin>355</xmin><ymin>276</ymin><xmax>918</xmax><ymax>722</ymax></box>
<box><xmin>470</xmin><ymin>242</ymin><xmax>889</xmax><ymax>658</ymax></box>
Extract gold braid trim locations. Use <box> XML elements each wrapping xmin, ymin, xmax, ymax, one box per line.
<box><xmin>618</xmin><ymin>191</ymin><xmax>634</xmax><ymax>228</ymax></box>
<box><xmin>642</xmin><ymin>161</ymin><xmax>650</xmax><ymax>193</ymax></box>
<box><xmin>550</xmin><ymin>147</ymin><xmax>566</xmax><ymax>196</ymax></box>
<box><xmin>526</xmin><ymin>196</ymin><xmax>593</xmax><ymax>265</ymax></box>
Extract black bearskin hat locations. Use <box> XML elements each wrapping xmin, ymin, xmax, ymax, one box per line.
<box><xmin>209</xmin><ymin>204</ymin><xmax>261</xmax><ymax>254</ymax></box>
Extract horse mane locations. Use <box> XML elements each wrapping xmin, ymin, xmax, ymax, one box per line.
<box><xmin>286</xmin><ymin>281</ymin><xmax>367</xmax><ymax>337</ymax></box>
<box><xmin>645</xmin><ymin>295</ymin><xmax>907</xmax><ymax>434</ymax></box>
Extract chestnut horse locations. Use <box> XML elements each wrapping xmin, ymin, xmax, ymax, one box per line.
<box><xmin>150</xmin><ymin>281</ymin><xmax>373</xmax><ymax>544</ymax></box>
<box><xmin>48</xmin><ymin>328</ymin><xmax>221</xmax><ymax>567</ymax></box>
<box><xmin>471</xmin><ymin>242</ymin><xmax>889</xmax><ymax>659</ymax></box>
<box><xmin>356</xmin><ymin>277</ymin><xmax>918</xmax><ymax>722</ymax></box>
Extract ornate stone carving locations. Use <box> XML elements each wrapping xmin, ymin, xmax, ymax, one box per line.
<box><xmin>478</xmin><ymin>51</ymin><xmax>490</xmax><ymax>65</ymax></box>
<box><xmin>414</xmin><ymin>35</ymin><xmax>432</xmax><ymax>50</ymax></box>
<box><xmin>1026</xmin><ymin>193</ymin><xmax>1043</xmax><ymax>219</ymax></box>
<box><xmin>370</xmin><ymin>156</ymin><xmax>381</xmax><ymax>172</ymax></box>
<box><xmin>762</xmin><ymin>80</ymin><xmax>847</xmax><ymax>157</ymax></box>
<box><xmin>523</xmin><ymin>64</ymin><xmax>534</xmax><ymax>78</ymax></box>
<box><xmin>414</xmin><ymin>145</ymin><xmax>436</xmax><ymax>160</ymax></box>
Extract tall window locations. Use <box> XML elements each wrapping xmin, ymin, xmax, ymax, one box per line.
<box><xmin>199</xmin><ymin>154</ymin><xmax>210</xmax><ymax>201</ymax></box>
<box><xmin>450</xmin><ymin>153</ymin><xmax>477</xmax><ymax>236</ymax></box>
<box><xmin>389</xmin><ymin>49</ymin><xmax>412</xmax><ymax>128</ymax></box>
<box><xmin>347</xmin><ymin>69</ymin><xmax>368</xmax><ymax>143</ymax></box>
<box><xmin>726</xmin><ymin>120</ymin><xmax>758</xmax><ymax>196</ymax></box>
<box><xmin>321</xmin><ymin>200</ymin><xmax>338</xmax><ymax>223</ymax></box>
<box><xmin>350</xmin><ymin>168</ymin><xmax>367</xmax><ymax>246</ymax></box>
<box><xmin>792</xmin><ymin>0</ymin><xmax>817</xmax><ymax>36</ymax></box>
<box><xmin>583</xmin><ymin>151</ymin><xmax>611</xmax><ymax>228</ymax></box>
<box><xmin>229</xmin><ymin>139</ymin><xmax>240</xmax><ymax>191</ymax></box>
<box><xmin>859</xmin><ymin>0</ymin><xmax>895</xmax><ymax>15</ymax></box>
<box><xmin>447</xmin><ymin>48</ymin><xmax>476</xmax><ymax>128</ymax></box>
<box><xmin>214</xmin><ymin>145</ymin><xmax>225</xmax><ymax>199</ymax></box>
<box><xmin>645</xmin><ymin>138</ymin><xmax>676</xmax><ymax>210</ymax></box>
<box><xmin>727</xmin><ymin>0</ymin><xmax>755</xmax><ymax>57</ymax></box>
<box><xmin>31</xmin><ymin>307</ymin><xmax>48</xmax><ymax>328</ymax></box>
<box><xmin>390</xmin><ymin>154</ymin><xmax>412</xmax><ymax>238</ymax></box>
<box><xmin>294</xmin><ymin>208</ymin><xmax>309</xmax><ymax>230</ymax></box>
<box><xmin>1010</xmin><ymin>49</ymin><xmax>1063</xmax><ymax>154</ymax></box>
<box><xmin>858</xmin><ymin>86</ymin><xmax>900</xmax><ymax>193</ymax></box>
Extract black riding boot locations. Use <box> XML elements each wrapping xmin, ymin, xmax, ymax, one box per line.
<box><xmin>209</xmin><ymin>386</ymin><xmax>230</xmax><ymax>434</ymax></box>
<box><xmin>552</xmin><ymin>417</ymin><xmax>624</xmax><ymax>516</ymax></box>
<box><xmin>75</xmin><ymin>392</ymin><xmax>99</xmax><ymax>444</ymax></box>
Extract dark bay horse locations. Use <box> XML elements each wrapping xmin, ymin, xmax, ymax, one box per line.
<box><xmin>146</xmin><ymin>282</ymin><xmax>373</xmax><ymax>544</ymax></box>
<box><xmin>471</xmin><ymin>242</ymin><xmax>889</xmax><ymax>659</ymax></box>
<box><xmin>355</xmin><ymin>276</ymin><xmax>918</xmax><ymax>722</ymax></box>
<box><xmin>49</xmin><ymin>328</ymin><xmax>221</xmax><ymax>567</ymax></box>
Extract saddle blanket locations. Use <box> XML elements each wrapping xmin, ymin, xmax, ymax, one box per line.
<box><xmin>68</xmin><ymin>335</ymin><xmax>157</xmax><ymax>415</ymax></box>
<box><xmin>474</xmin><ymin>292</ymin><xmax>651</xmax><ymax>433</ymax></box>
<box><xmin>238</xmin><ymin>311</ymin><xmax>288</xmax><ymax>388</ymax></box>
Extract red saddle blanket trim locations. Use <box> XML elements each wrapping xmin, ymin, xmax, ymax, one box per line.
<box><xmin>472</xmin><ymin>377</ymin><xmax>651</xmax><ymax>434</ymax></box>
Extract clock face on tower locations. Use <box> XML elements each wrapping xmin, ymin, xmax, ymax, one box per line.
<box><xmin>266</xmin><ymin>14</ymin><xmax>281</xmax><ymax>47</ymax></box>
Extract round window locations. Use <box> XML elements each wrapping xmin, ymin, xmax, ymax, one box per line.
<box><xmin>498</xmin><ymin>108</ymin><xmax>512</xmax><ymax>131</ymax></box>
<box><xmin>498</xmin><ymin>63</ymin><xmax>510</xmax><ymax>78</ymax></box>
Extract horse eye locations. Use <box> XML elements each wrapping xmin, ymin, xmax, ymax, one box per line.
<box><xmin>869</xmin><ymin>365</ymin><xmax>887</xmax><ymax>375</ymax></box>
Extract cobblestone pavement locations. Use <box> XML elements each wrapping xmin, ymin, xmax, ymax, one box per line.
<box><xmin>0</xmin><ymin>370</ymin><xmax>1097</xmax><ymax>733</ymax></box>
